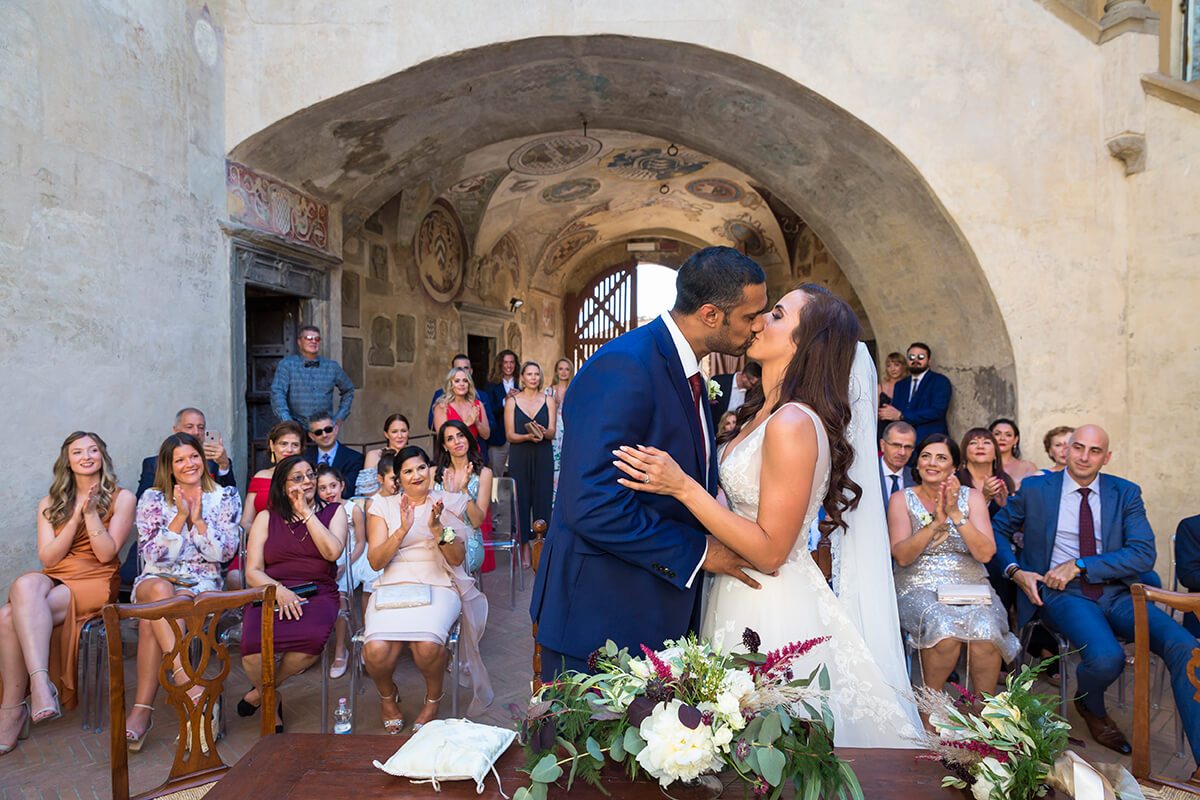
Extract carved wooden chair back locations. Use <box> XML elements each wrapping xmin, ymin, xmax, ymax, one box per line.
<box><xmin>1131</xmin><ymin>583</ymin><xmax>1200</xmax><ymax>796</ymax></box>
<box><xmin>528</xmin><ymin>519</ymin><xmax>548</xmax><ymax>693</ymax></box>
<box><xmin>104</xmin><ymin>585</ymin><xmax>277</xmax><ymax>800</ymax></box>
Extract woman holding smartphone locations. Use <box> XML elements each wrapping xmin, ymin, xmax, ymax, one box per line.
<box><xmin>239</xmin><ymin>455</ymin><xmax>347</xmax><ymax>732</ymax></box>
<box><xmin>125</xmin><ymin>433</ymin><xmax>241</xmax><ymax>750</ymax></box>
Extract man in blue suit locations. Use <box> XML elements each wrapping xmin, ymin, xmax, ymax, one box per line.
<box><xmin>303</xmin><ymin>410</ymin><xmax>364</xmax><ymax>500</ymax></box>
<box><xmin>1174</xmin><ymin>514</ymin><xmax>1200</xmax><ymax>637</ymax></box>
<box><xmin>531</xmin><ymin>247</ymin><xmax>769</xmax><ymax>679</ymax></box>
<box><xmin>878</xmin><ymin>342</ymin><xmax>951</xmax><ymax>444</ymax></box>
<box><xmin>992</xmin><ymin>425</ymin><xmax>1200</xmax><ymax>766</ymax></box>
<box><xmin>878</xmin><ymin>421</ymin><xmax>917</xmax><ymax>509</ymax></box>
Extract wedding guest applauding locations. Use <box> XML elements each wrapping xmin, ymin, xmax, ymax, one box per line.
<box><xmin>506</xmin><ymin>361</ymin><xmax>556</xmax><ymax>570</ymax></box>
<box><xmin>364</xmin><ymin>447</ymin><xmax>491</xmax><ymax>732</ymax></box>
<box><xmin>432</xmin><ymin>368</ymin><xmax>489</xmax><ymax>445</ymax></box>
<box><xmin>546</xmin><ymin>358</ymin><xmax>573</xmax><ymax>499</ymax></box>
<box><xmin>0</xmin><ymin>432</ymin><xmax>135</xmax><ymax>756</ymax></box>
<box><xmin>889</xmin><ymin>434</ymin><xmax>1018</xmax><ymax>694</ymax></box>
<box><xmin>240</xmin><ymin>455</ymin><xmax>347</xmax><ymax>732</ymax></box>
<box><xmin>125</xmin><ymin>433</ymin><xmax>241</xmax><ymax>750</ymax></box>
<box><xmin>957</xmin><ymin>428</ymin><xmax>1014</xmax><ymax>517</ymax></box>
<box><xmin>483</xmin><ymin>350</ymin><xmax>520</xmax><ymax>476</ymax></box>
<box><xmin>230</xmin><ymin>420</ymin><xmax>304</xmax><ymax>589</ymax></box>
<box><xmin>434</xmin><ymin>421</ymin><xmax>495</xmax><ymax>575</ymax></box>
<box><xmin>989</xmin><ymin>418</ymin><xmax>1039</xmax><ymax>489</ymax></box>
<box><xmin>318</xmin><ymin>465</ymin><xmax>368</xmax><ymax>679</ymax></box>
<box><xmin>358</xmin><ymin>414</ymin><xmax>410</xmax><ymax>496</ymax></box>
<box><xmin>1042</xmin><ymin>425</ymin><xmax>1074</xmax><ymax>472</ymax></box>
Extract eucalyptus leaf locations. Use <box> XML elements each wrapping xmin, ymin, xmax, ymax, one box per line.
<box><xmin>610</xmin><ymin>731</ymin><xmax>625</xmax><ymax>762</ymax></box>
<box><xmin>513</xmin><ymin>787</ymin><xmax>530</xmax><ymax>800</ymax></box>
<box><xmin>530</xmin><ymin>781</ymin><xmax>548</xmax><ymax>800</ymax></box>
<box><xmin>605</xmin><ymin>640</ymin><xmax>618</xmax><ymax>657</ymax></box>
<box><xmin>586</xmin><ymin>736</ymin><xmax>604</xmax><ymax>763</ymax></box>
<box><xmin>758</xmin><ymin>710</ymin><xmax>782</xmax><ymax>745</ymax></box>
<box><xmin>818</xmin><ymin>667</ymin><xmax>830</xmax><ymax>692</ymax></box>
<box><xmin>556</xmin><ymin>737</ymin><xmax>578</xmax><ymax>757</ymax></box>
<box><xmin>777</xmin><ymin>707</ymin><xmax>790</xmax><ymax>730</ymax></box>
<box><xmin>531</xmin><ymin>754</ymin><xmax>563</xmax><ymax>783</ymax></box>
<box><xmin>759</xmin><ymin>746</ymin><xmax>785</xmax><ymax>786</ymax></box>
<box><xmin>623</xmin><ymin>726</ymin><xmax>646</xmax><ymax>755</ymax></box>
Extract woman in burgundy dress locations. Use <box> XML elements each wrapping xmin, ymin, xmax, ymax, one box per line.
<box><xmin>240</xmin><ymin>455</ymin><xmax>347</xmax><ymax>731</ymax></box>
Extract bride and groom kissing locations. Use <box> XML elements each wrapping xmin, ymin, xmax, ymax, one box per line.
<box><xmin>529</xmin><ymin>246</ymin><xmax>922</xmax><ymax>747</ymax></box>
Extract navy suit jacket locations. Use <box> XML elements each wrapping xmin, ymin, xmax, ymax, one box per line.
<box><xmin>304</xmin><ymin>443</ymin><xmax>364</xmax><ymax>500</ymax></box>
<box><xmin>889</xmin><ymin>371</ymin><xmax>951</xmax><ymax>442</ymax></box>
<box><xmin>1175</xmin><ymin>515</ymin><xmax>1200</xmax><ymax>591</ymax></box>
<box><xmin>991</xmin><ymin>470</ymin><xmax>1156</xmax><ymax>628</ymax></box>
<box><xmin>878</xmin><ymin>459</ymin><xmax>916</xmax><ymax>511</ymax></box>
<box><xmin>136</xmin><ymin>456</ymin><xmax>235</xmax><ymax>500</ymax></box>
<box><xmin>482</xmin><ymin>381</ymin><xmax>513</xmax><ymax>448</ymax></box>
<box><xmin>530</xmin><ymin>317</ymin><xmax>718</xmax><ymax>661</ymax></box>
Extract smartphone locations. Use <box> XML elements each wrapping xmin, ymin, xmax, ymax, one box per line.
<box><xmin>204</xmin><ymin>430</ymin><xmax>220</xmax><ymax>446</ymax></box>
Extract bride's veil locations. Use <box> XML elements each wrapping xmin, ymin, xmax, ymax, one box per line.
<box><xmin>831</xmin><ymin>343</ymin><xmax>922</xmax><ymax>726</ymax></box>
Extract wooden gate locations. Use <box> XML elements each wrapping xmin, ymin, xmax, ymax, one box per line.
<box><xmin>566</xmin><ymin>258</ymin><xmax>638</xmax><ymax>366</ymax></box>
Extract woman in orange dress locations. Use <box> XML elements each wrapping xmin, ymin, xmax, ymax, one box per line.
<box><xmin>226</xmin><ymin>420</ymin><xmax>304</xmax><ymax>590</ymax></box>
<box><xmin>0</xmin><ymin>431</ymin><xmax>135</xmax><ymax>755</ymax></box>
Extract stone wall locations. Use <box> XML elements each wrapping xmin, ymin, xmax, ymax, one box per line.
<box><xmin>0</xmin><ymin>1</ymin><xmax>228</xmax><ymax>589</ymax></box>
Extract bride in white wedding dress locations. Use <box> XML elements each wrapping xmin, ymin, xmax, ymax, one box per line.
<box><xmin>614</xmin><ymin>285</ymin><xmax>921</xmax><ymax>748</ymax></box>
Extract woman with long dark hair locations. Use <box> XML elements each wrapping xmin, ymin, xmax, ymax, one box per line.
<box><xmin>613</xmin><ymin>284</ymin><xmax>921</xmax><ymax>747</ymax></box>
<box><xmin>433</xmin><ymin>420</ymin><xmax>494</xmax><ymax>575</ymax></box>
<box><xmin>989</xmin><ymin>418</ymin><xmax>1039</xmax><ymax>489</ymax></box>
<box><xmin>357</xmin><ymin>413</ymin><xmax>410</xmax><ymax>496</ymax></box>
<box><xmin>0</xmin><ymin>432</ymin><xmax>135</xmax><ymax>756</ymax></box>
<box><xmin>956</xmin><ymin>428</ymin><xmax>1015</xmax><ymax>517</ymax></box>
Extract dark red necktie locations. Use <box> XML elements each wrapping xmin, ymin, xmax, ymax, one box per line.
<box><xmin>1077</xmin><ymin>487</ymin><xmax>1101</xmax><ymax>599</ymax></box>
<box><xmin>687</xmin><ymin>374</ymin><xmax>704</xmax><ymax>428</ymax></box>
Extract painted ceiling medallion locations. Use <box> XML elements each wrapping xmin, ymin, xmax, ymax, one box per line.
<box><xmin>540</xmin><ymin>177</ymin><xmax>601</xmax><ymax>205</ymax></box>
<box><xmin>715</xmin><ymin>214</ymin><xmax>773</xmax><ymax>257</ymax></box>
<box><xmin>508</xmin><ymin>135</ymin><xmax>603</xmax><ymax>175</ymax></box>
<box><xmin>415</xmin><ymin>202</ymin><xmax>465</xmax><ymax>304</ymax></box>
<box><xmin>605</xmin><ymin>147</ymin><xmax>709</xmax><ymax>181</ymax></box>
<box><xmin>543</xmin><ymin>230</ymin><xmax>598</xmax><ymax>274</ymax></box>
<box><xmin>686</xmin><ymin>178</ymin><xmax>742</xmax><ymax>203</ymax></box>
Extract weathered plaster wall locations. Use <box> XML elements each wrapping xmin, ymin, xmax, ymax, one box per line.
<box><xmin>0</xmin><ymin>1</ymin><xmax>229</xmax><ymax>589</ymax></box>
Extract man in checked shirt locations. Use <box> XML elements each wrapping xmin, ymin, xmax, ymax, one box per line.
<box><xmin>270</xmin><ymin>325</ymin><xmax>355</xmax><ymax>427</ymax></box>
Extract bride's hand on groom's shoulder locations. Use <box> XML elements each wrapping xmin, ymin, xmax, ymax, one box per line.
<box><xmin>701</xmin><ymin>536</ymin><xmax>763</xmax><ymax>589</ymax></box>
<box><xmin>612</xmin><ymin>445</ymin><xmax>687</xmax><ymax>498</ymax></box>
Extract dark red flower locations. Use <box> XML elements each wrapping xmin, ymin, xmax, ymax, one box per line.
<box><xmin>640</xmin><ymin>644</ymin><xmax>674</xmax><ymax>681</ymax></box>
<box><xmin>742</xmin><ymin>628</ymin><xmax>761</xmax><ymax>653</ymax></box>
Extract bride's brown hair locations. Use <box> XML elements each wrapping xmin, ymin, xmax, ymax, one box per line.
<box><xmin>719</xmin><ymin>284</ymin><xmax>862</xmax><ymax>535</ymax></box>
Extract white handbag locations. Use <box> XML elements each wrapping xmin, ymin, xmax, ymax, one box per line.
<box><xmin>373</xmin><ymin>583</ymin><xmax>432</xmax><ymax>609</ymax></box>
<box><xmin>937</xmin><ymin>583</ymin><xmax>992</xmax><ymax>605</ymax></box>
<box><xmin>373</xmin><ymin>718</ymin><xmax>516</xmax><ymax>793</ymax></box>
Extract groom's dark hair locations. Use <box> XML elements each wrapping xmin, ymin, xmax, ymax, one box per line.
<box><xmin>672</xmin><ymin>247</ymin><xmax>766</xmax><ymax>316</ymax></box>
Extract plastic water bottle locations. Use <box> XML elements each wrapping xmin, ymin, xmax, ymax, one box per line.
<box><xmin>333</xmin><ymin>697</ymin><xmax>351</xmax><ymax>734</ymax></box>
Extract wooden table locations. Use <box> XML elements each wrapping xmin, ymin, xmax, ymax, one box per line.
<box><xmin>202</xmin><ymin>733</ymin><xmax>972</xmax><ymax>799</ymax></box>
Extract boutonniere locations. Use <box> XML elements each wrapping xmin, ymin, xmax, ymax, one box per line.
<box><xmin>706</xmin><ymin>379</ymin><xmax>722</xmax><ymax>402</ymax></box>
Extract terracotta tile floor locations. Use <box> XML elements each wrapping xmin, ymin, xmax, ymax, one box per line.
<box><xmin>0</xmin><ymin>560</ymin><xmax>1195</xmax><ymax>797</ymax></box>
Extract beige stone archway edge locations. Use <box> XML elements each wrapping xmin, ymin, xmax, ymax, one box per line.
<box><xmin>229</xmin><ymin>35</ymin><xmax>1016</xmax><ymax>430</ymax></box>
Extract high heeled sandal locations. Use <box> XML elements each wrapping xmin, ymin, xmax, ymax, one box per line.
<box><xmin>28</xmin><ymin>669</ymin><xmax>61</xmax><ymax>724</ymax></box>
<box><xmin>0</xmin><ymin>700</ymin><xmax>31</xmax><ymax>755</ymax></box>
<box><xmin>380</xmin><ymin>687</ymin><xmax>404</xmax><ymax>734</ymax></box>
<box><xmin>172</xmin><ymin>669</ymin><xmax>217</xmax><ymax>755</ymax></box>
<box><xmin>125</xmin><ymin>703</ymin><xmax>154</xmax><ymax>753</ymax></box>
<box><xmin>410</xmin><ymin>692</ymin><xmax>445</xmax><ymax>733</ymax></box>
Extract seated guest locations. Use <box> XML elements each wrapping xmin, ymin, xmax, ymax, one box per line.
<box><xmin>239</xmin><ymin>455</ymin><xmax>347</xmax><ymax>731</ymax></box>
<box><xmin>229</xmin><ymin>420</ymin><xmax>304</xmax><ymax>590</ymax></box>
<box><xmin>957</xmin><ymin>428</ymin><xmax>1015</xmax><ymax>517</ymax></box>
<box><xmin>878</xmin><ymin>421</ymin><xmax>917</xmax><ymax>509</ymax></box>
<box><xmin>358</xmin><ymin>414</ymin><xmax>410</xmax><ymax>497</ymax></box>
<box><xmin>483</xmin><ymin>349</ymin><xmax>520</xmax><ymax>476</ymax></box>
<box><xmin>135</xmin><ymin>407</ymin><xmax>236</xmax><ymax>498</ymax></box>
<box><xmin>125</xmin><ymin>433</ymin><xmax>241</xmax><ymax>749</ymax></box>
<box><xmin>1042</xmin><ymin>425</ymin><xmax>1074</xmax><ymax>472</ymax></box>
<box><xmin>364</xmin><ymin>447</ymin><xmax>491</xmax><ymax>732</ymax></box>
<box><xmin>889</xmin><ymin>434</ymin><xmax>1018</xmax><ymax>694</ymax></box>
<box><xmin>318</xmin><ymin>464</ymin><xmax>370</xmax><ymax>679</ymax></box>
<box><xmin>878</xmin><ymin>342</ymin><xmax>952</xmax><ymax>443</ymax></box>
<box><xmin>0</xmin><ymin>432</ymin><xmax>135</xmax><ymax>756</ymax></box>
<box><xmin>717</xmin><ymin>410</ymin><xmax>739</xmax><ymax>436</ymax></box>
<box><xmin>434</xmin><ymin>421</ymin><xmax>495</xmax><ymax>575</ymax></box>
<box><xmin>989</xmin><ymin>418</ymin><xmax>1039</xmax><ymax>489</ymax></box>
<box><xmin>993</xmin><ymin>425</ymin><xmax>1200</xmax><ymax>764</ymax></box>
<box><xmin>877</xmin><ymin>352</ymin><xmax>908</xmax><ymax>441</ymax></box>
<box><xmin>710</xmin><ymin>361</ymin><xmax>761</xmax><ymax>418</ymax></box>
<box><xmin>1176</xmin><ymin>514</ymin><xmax>1200</xmax><ymax>638</ymax></box>
<box><xmin>432</xmin><ymin>368</ymin><xmax>490</xmax><ymax>446</ymax></box>
<box><xmin>304</xmin><ymin>410</ymin><xmax>364</xmax><ymax>500</ymax></box>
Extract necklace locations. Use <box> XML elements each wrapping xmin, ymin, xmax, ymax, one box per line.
<box><xmin>288</xmin><ymin>514</ymin><xmax>311</xmax><ymax>542</ymax></box>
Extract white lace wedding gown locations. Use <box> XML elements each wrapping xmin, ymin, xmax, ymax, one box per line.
<box><xmin>700</xmin><ymin>402</ymin><xmax>921</xmax><ymax>748</ymax></box>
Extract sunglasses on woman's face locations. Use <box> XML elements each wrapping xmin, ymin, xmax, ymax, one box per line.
<box><xmin>310</xmin><ymin>425</ymin><xmax>335</xmax><ymax>436</ymax></box>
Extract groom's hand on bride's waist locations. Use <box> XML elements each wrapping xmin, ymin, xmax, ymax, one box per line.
<box><xmin>701</xmin><ymin>536</ymin><xmax>763</xmax><ymax>589</ymax></box>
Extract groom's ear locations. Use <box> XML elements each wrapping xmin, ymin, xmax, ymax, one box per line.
<box><xmin>695</xmin><ymin>303</ymin><xmax>724</xmax><ymax>329</ymax></box>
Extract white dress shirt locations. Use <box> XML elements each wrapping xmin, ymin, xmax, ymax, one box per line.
<box><xmin>880</xmin><ymin>456</ymin><xmax>906</xmax><ymax>495</ymax></box>
<box><xmin>659</xmin><ymin>311</ymin><xmax>711</xmax><ymax>588</ymax></box>
<box><xmin>727</xmin><ymin>375</ymin><xmax>747</xmax><ymax>414</ymax></box>
<box><xmin>1049</xmin><ymin>471</ymin><xmax>1104</xmax><ymax>567</ymax></box>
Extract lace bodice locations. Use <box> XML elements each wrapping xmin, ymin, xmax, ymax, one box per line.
<box><xmin>718</xmin><ymin>403</ymin><xmax>829</xmax><ymax>564</ymax></box>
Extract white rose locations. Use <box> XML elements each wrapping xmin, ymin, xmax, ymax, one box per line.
<box><xmin>970</xmin><ymin>757</ymin><xmax>1013</xmax><ymax>800</ymax></box>
<box><xmin>723</xmin><ymin>669</ymin><xmax>755</xmax><ymax>701</ymax></box>
<box><xmin>712</xmin><ymin>725</ymin><xmax>733</xmax><ymax>750</ymax></box>
<box><xmin>636</xmin><ymin>700</ymin><xmax>725</xmax><ymax>786</ymax></box>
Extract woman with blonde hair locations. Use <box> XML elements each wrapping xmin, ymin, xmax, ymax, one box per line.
<box><xmin>0</xmin><ymin>432</ymin><xmax>135</xmax><ymax>755</ymax></box>
<box><xmin>505</xmin><ymin>361</ymin><xmax>556</xmax><ymax>569</ymax></box>
<box><xmin>545</xmin><ymin>358</ymin><xmax>573</xmax><ymax>498</ymax></box>
<box><xmin>433</xmin><ymin>368</ymin><xmax>489</xmax><ymax>445</ymax></box>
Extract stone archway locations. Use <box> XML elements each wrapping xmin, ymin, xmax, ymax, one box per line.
<box><xmin>230</xmin><ymin>35</ymin><xmax>1015</xmax><ymax>431</ymax></box>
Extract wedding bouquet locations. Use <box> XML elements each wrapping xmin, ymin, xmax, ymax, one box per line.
<box><xmin>511</xmin><ymin>630</ymin><xmax>863</xmax><ymax>800</ymax></box>
<box><xmin>915</xmin><ymin>660</ymin><xmax>1070</xmax><ymax>800</ymax></box>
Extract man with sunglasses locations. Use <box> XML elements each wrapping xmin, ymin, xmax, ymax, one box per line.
<box><xmin>270</xmin><ymin>325</ymin><xmax>355</xmax><ymax>427</ymax></box>
<box><xmin>878</xmin><ymin>342</ymin><xmax>951</xmax><ymax>445</ymax></box>
<box><xmin>302</xmin><ymin>410</ymin><xmax>363</xmax><ymax>500</ymax></box>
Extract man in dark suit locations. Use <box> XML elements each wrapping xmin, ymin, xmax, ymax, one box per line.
<box><xmin>303</xmin><ymin>410</ymin><xmax>363</xmax><ymax>500</ymax></box>
<box><xmin>531</xmin><ymin>246</ymin><xmax>768</xmax><ymax>680</ymax></box>
<box><xmin>482</xmin><ymin>349</ymin><xmax>520</xmax><ymax>476</ymax></box>
<box><xmin>992</xmin><ymin>425</ymin><xmax>1200</xmax><ymax>766</ymax></box>
<box><xmin>1174</xmin><ymin>514</ymin><xmax>1200</xmax><ymax>637</ymax></box>
<box><xmin>710</xmin><ymin>361</ymin><xmax>761</xmax><ymax>419</ymax></box>
<box><xmin>879</xmin><ymin>342</ymin><xmax>951</xmax><ymax>443</ymax></box>
<box><xmin>135</xmin><ymin>407</ymin><xmax>236</xmax><ymax>499</ymax></box>
<box><xmin>878</xmin><ymin>421</ymin><xmax>917</xmax><ymax>509</ymax></box>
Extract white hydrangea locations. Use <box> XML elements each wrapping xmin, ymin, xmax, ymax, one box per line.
<box><xmin>636</xmin><ymin>700</ymin><xmax>725</xmax><ymax>786</ymax></box>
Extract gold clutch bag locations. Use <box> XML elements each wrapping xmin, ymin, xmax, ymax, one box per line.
<box><xmin>374</xmin><ymin>583</ymin><xmax>432</xmax><ymax>609</ymax></box>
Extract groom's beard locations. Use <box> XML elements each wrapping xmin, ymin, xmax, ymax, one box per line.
<box><xmin>709</xmin><ymin>327</ymin><xmax>756</xmax><ymax>357</ymax></box>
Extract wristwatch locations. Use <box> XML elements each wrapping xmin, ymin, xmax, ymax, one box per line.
<box><xmin>1074</xmin><ymin>557</ymin><xmax>1088</xmax><ymax>577</ymax></box>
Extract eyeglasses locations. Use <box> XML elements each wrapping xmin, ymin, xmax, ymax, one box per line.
<box><xmin>288</xmin><ymin>471</ymin><xmax>316</xmax><ymax>484</ymax></box>
<box><xmin>310</xmin><ymin>425</ymin><xmax>335</xmax><ymax>435</ymax></box>
<box><xmin>302</xmin><ymin>334</ymin><xmax>321</xmax><ymax>342</ymax></box>
<box><xmin>907</xmin><ymin>354</ymin><xmax>928</xmax><ymax>362</ymax></box>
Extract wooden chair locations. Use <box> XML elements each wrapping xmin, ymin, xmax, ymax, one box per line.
<box><xmin>1131</xmin><ymin>583</ymin><xmax>1200</xmax><ymax>797</ymax></box>
<box><xmin>105</xmin><ymin>585</ymin><xmax>277</xmax><ymax>800</ymax></box>
<box><xmin>528</xmin><ymin>519</ymin><xmax>548</xmax><ymax>693</ymax></box>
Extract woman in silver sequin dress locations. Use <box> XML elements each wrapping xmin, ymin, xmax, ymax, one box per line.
<box><xmin>888</xmin><ymin>434</ymin><xmax>1019</xmax><ymax>694</ymax></box>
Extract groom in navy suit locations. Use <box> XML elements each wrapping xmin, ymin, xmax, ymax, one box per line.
<box><xmin>992</xmin><ymin>425</ymin><xmax>1200</xmax><ymax>766</ymax></box>
<box><xmin>531</xmin><ymin>247</ymin><xmax>769</xmax><ymax>679</ymax></box>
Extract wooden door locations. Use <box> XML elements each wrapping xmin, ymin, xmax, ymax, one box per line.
<box><xmin>566</xmin><ymin>258</ymin><xmax>638</xmax><ymax>367</ymax></box>
<box><xmin>245</xmin><ymin>292</ymin><xmax>300</xmax><ymax>479</ymax></box>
